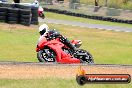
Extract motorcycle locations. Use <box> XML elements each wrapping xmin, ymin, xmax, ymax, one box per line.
<box><xmin>36</xmin><ymin>36</ymin><xmax>94</xmax><ymax>64</ymax></box>
<box><xmin>38</xmin><ymin>6</ymin><xmax>45</xmax><ymax>19</ymax></box>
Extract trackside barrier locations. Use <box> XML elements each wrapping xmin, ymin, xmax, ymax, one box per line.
<box><xmin>0</xmin><ymin>3</ymin><xmax>38</xmax><ymax>26</ymax></box>
<box><xmin>43</xmin><ymin>7</ymin><xmax>132</xmax><ymax>24</ymax></box>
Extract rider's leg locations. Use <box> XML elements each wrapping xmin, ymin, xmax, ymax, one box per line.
<box><xmin>61</xmin><ymin>38</ymin><xmax>76</xmax><ymax>52</ymax></box>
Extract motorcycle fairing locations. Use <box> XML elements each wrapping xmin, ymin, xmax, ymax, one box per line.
<box><xmin>36</xmin><ymin>37</ymin><xmax>80</xmax><ymax>63</ymax></box>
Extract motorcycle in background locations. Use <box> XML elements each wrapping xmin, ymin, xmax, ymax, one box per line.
<box><xmin>33</xmin><ymin>0</ymin><xmax>45</xmax><ymax>19</ymax></box>
<box><xmin>38</xmin><ymin>6</ymin><xmax>45</xmax><ymax>19</ymax></box>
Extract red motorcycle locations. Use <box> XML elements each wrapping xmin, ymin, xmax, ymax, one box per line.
<box><xmin>38</xmin><ymin>6</ymin><xmax>45</xmax><ymax>19</ymax></box>
<box><xmin>36</xmin><ymin>37</ymin><xmax>94</xmax><ymax>64</ymax></box>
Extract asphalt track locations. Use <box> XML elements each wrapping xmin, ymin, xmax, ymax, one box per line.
<box><xmin>1</xmin><ymin>18</ymin><xmax>132</xmax><ymax>79</ymax></box>
<box><xmin>0</xmin><ymin>61</ymin><xmax>132</xmax><ymax>79</ymax></box>
<box><xmin>39</xmin><ymin>18</ymin><xmax>132</xmax><ymax>32</ymax></box>
<box><xmin>0</xmin><ymin>61</ymin><xmax>132</xmax><ymax>67</ymax></box>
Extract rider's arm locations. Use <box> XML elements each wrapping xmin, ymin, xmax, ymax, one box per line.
<box><xmin>47</xmin><ymin>29</ymin><xmax>61</xmax><ymax>39</ymax></box>
<box><xmin>47</xmin><ymin>29</ymin><xmax>69</xmax><ymax>44</ymax></box>
<box><xmin>50</xmin><ymin>29</ymin><xmax>68</xmax><ymax>42</ymax></box>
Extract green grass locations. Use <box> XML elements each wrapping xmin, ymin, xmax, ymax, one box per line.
<box><xmin>45</xmin><ymin>12</ymin><xmax>132</xmax><ymax>28</ymax></box>
<box><xmin>0</xmin><ymin>78</ymin><xmax>131</xmax><ymax>88</ymax></box>
<box><xmin>0</xmin><ymin>23</ymin><xmax>132</xmax><ymax>64</ymax></box>
<box><xmin>0</xmin><ymin>23</ymin><xmax>132</xmax><ymax>88</ymax></box>
<box><xmin>0</xmin><ymin>25</ymin><xmax>39</xmax><ymax>62</ymax></box>
<box><xmin>48</xmin><ymin>24</ymin><xmax>132</xmax><ymax>65</ymax></box>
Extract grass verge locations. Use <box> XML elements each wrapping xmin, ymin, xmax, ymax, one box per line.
<box><xmin>0</xmin><ymin>78</ymin><xmax>131</xmax><ymax>88</ymax></box>
<box><xmin>45</xmin><ymin>12</ymin><xmax>132</xmax><ymax>28</ymax></box>
<box><xmin>0</xmin><ymin>23</ymin><xmax>132</xmax><ymax>64</ymax></box>
<box><xmin>0</xmin><ymin>23</ymin><xmax>38</xmax><ymax>62</ymax></box>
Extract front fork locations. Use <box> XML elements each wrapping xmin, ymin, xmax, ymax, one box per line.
<box><xmin>39</xmin><ymin>12</ymin><xmax>45</xmax><ymax>19</ymax></box>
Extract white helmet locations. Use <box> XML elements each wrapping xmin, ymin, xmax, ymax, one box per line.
<box><xmin>39</xmin><ymin>24</ymin><xmax>49</xmax><ymax>36</ymax></box>
<box><xmin>34</xmin><ymin>0</ymin><xmax>39</xmax><ymax>6</ymax></box>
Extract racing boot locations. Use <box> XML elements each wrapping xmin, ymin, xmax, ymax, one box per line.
<box><xmin>65</xmin><ymin>39</ymin><xmax>77</xmax><ymax>53</ymax></box>
<box><xmin>60</xmin><ymin>36</ymin><xmax>76</xmax><ymax>53</ymax></box>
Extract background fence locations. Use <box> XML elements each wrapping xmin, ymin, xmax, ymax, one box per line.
<box><xmin>39</xmin><ymin>0</ymin><xmax>132</xmax><ymax>21</ymax></box>
<box><xmin>2</xmin><ymin>0</ymin><xmax>132</xmax><ymax>24</ymax></box>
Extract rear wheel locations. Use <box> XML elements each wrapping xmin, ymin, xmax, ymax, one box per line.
<box><xmin>74</xmin><ymin>49</ymin><xmax>94</xmax><ymax>63</ymax></box>
<box><xmin>37</xmin><ymin>47</ymin><xmax>56</xmax><ymax>62</ymax></box>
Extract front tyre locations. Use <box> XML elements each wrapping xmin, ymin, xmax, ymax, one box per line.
<box><xmin>37</xmin><ymin>47</ymin><xmax>56</xmax><ymax>62</ymax></box>
<box><xmin>74</xmin><ymin>49</ymin><xmax>94</xmax><ymax>63</ymax></box>
<box><xmin>39</xmin><ymin>13</ymin><xmax>45</xmax><ymax>19</ymax></box>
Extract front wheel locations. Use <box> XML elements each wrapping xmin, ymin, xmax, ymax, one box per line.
<box><xmin>37</xmin><ymin>47</ymin><xmax>56</xmax><ymax>62</ymax></box>
<box><xmin>39</xmin><ymin>13</ymin><xmax>45</xmax><ymax>19</ymax></box>
<box><xmin>74</xmin><ymin>49</ymin><xmax>94</xmax><ymax>63</ymax></box>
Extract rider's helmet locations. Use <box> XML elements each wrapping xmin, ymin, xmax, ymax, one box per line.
<box><xmin>39</xmin><ymin>24</ymin><xmax>49</xmax><ymax>36</ymax></box>
<box><xmin>34</xmin><ymin>0</ymin><xmax>39</xmax><ymax>7</ymax></box>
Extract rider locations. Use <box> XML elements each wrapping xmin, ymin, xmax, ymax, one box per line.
<box><xmin>38</xmin><ymin>24</ymin><xmax>76</xmax><ymax>52</ymax></box>
<box><xmin>33</xmin><ymin>0</ymin><xmax>39</xmax><ymax>7</ymax></box>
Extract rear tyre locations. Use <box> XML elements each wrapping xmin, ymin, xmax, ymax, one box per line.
<box><xmin>37</xmin><ymin>47</ymin><xmax>56</xmax><ymax>62</ymax></box>
<box><xmin>0</xmin><ymin>16</ymin><xmax>6</xmax><ymax>20</ymax></box>
<box><xmin>15</xmin><ymin>4</ymin><xmax>31</xmax><ymax>10</ymax></box>
<box><xmin>7</xmin><ymin>13</ymin><xmax>19</xmax><ymax>18</ymax></box>
<box><xmin>0</xmin><ymin>12</ymin><xmax>6</xmax><ymax>16</ymax></box>
<box><xmin>74</xmin><ymin>49</ymin><xmax>94</xmax><ymax>63</ymax></box>
<box><xmin>0</xmin><ymin>7</ymin><xmax>7</xmax><ymax>12</ymax></box>
<box><xmin>20</xmin><ymin>21</ymin><xmax>30</xmax><ymax>26</ymax></box>
<box><xmin>31</xmin><ymin>21</ymin><xmax>39</xmax><ymax>25</ymax></box>
<box><xmin>7</xmin><ymin>8</ymin><xmax>19</xmax><ymax>13</ymax></box>
<box><xmin>19</xmin><ymin>9</ymin><xmax>31</xmax><ymax>15</ymax></box>
<box><xmin>7</xmin><ymin>20</ymin><xmax>17</xmax><ymax>24</ymax></box>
